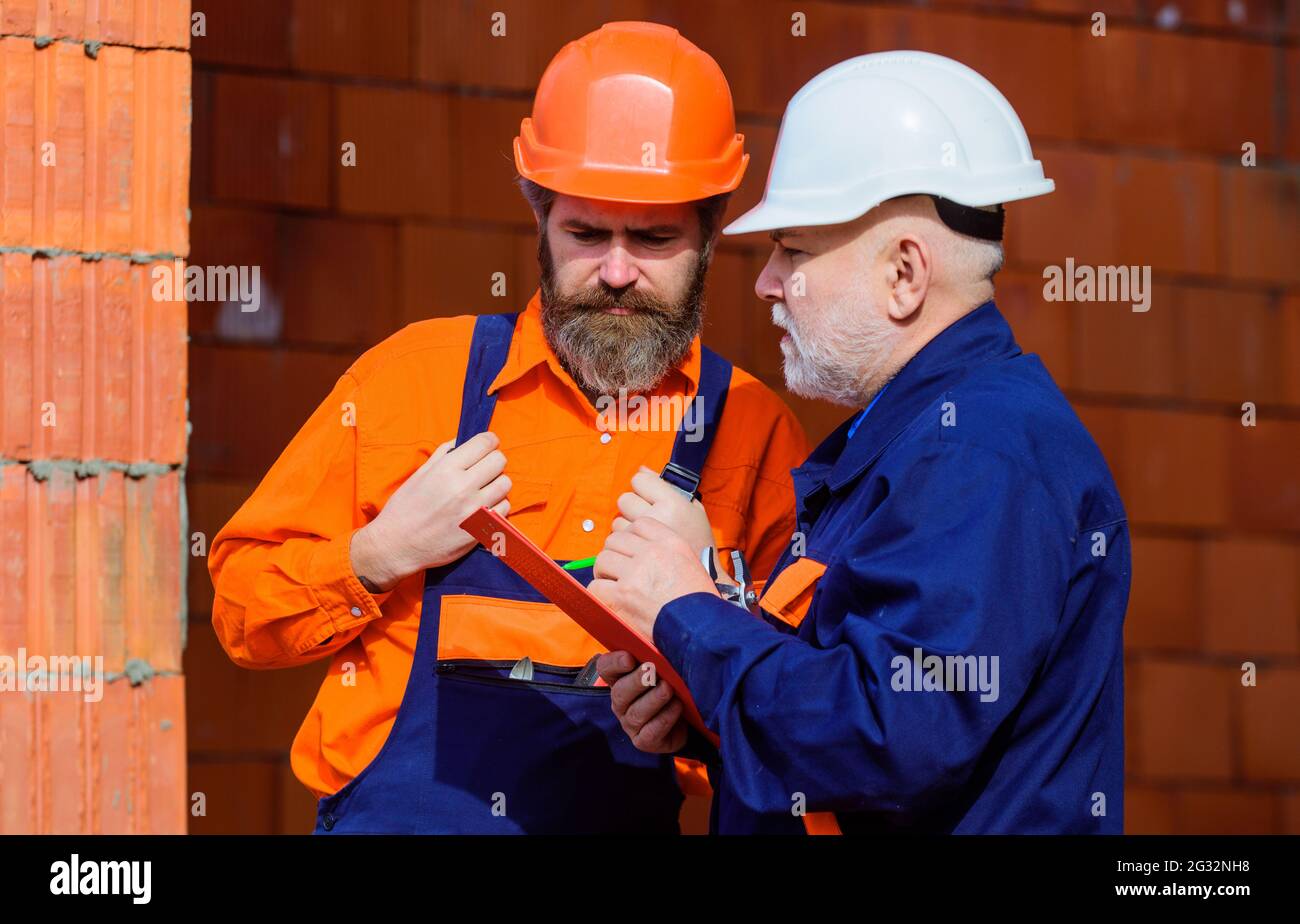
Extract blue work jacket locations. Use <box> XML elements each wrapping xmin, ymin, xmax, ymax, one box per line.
<box><xmin>657</xmin><ymin>300</ymin><xmax>1130</xmax><ymax>834</ymax></box>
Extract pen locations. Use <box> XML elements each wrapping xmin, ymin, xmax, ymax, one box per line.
<box><xmin>562</xmin><ymin>556</ymin><xmax>597</xmax><ymax>571</ymax></box>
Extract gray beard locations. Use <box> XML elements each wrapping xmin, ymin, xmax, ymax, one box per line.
<box><xmin>772</xmin><ymin>301</ymin><xmax>894</xmax><ymax>408</ymax></box>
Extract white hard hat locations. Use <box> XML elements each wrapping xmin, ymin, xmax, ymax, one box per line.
<box><xmin>724</xmin><ymin>50</ymin><xmax>1054</xmax><ymax>237</ymax></box>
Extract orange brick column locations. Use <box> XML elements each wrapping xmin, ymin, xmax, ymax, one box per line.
<box><xmin>0</xmin><ymin>1</ymin><xmax>191</xmax><ymax>833</ymax></box>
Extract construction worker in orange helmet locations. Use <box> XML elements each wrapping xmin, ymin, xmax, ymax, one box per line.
<box><xmin>209</xmin><ymin>21</ymin><xmax>808</xmax><ymax>834</ymax></box>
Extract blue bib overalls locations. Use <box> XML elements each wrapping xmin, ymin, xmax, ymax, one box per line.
<box><xmin>314</xmin><ymin>312</ymin><xmax>731</xmax><ymax>833</ymax></box>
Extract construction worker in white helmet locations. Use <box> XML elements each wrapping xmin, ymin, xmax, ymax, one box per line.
<box><xmin>588</xmin><ymin>51</ymin><xmax>1130</xmax><ymax>834</ymax></box>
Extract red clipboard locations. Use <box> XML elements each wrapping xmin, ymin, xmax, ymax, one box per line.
<box><xmin>459</xmin><ymin>506</ymin><xmax>719</xmax><ymax>747</ymax></box>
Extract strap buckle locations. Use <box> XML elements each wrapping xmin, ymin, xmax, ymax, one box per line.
<box><xmin>660</xmin><ymin>461</ymin><xmax>702</xmax><ymax>499</ymax></box>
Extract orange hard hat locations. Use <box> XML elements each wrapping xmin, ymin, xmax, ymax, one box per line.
<box><xmin>515</xmin><ymin>21</ymin><xmax>748</xmax><ymax>204</ymax></box>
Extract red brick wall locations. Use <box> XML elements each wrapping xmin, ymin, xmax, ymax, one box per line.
<box><xmin>0</xmin><ymin>0</ymin><xmax>191</xmax><ymax>833</ymax></box>
<box><xmin>185</xmin><ymin>0</ymin><xmax>1300</xmax><ymax>834</ymax></box>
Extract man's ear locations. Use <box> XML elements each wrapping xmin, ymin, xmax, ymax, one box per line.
<box><xmin>885</xmin><ymin>234</ymin><xmax>930</xmax><ymax>321</ymax></box>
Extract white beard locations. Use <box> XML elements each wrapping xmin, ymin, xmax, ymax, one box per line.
<box><xmin>771</xmin><ymin>299</ymin><xmax>895</xmax><ymax>408</ymax></box>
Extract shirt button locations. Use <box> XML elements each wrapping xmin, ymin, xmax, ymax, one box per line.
<box><xmin>350</xmin><ymin>606</ymin><xmax>362</xmax><ymax>617</ymax></box>
<box><xmin>581</xmin><ymin>519</ymin><xmax>595</xmax><ymax>532</ymax></box>
<box><xmin>599</xmin><ymin>432</ymin><xmax>612</xmax><ymax>444</ymax></box>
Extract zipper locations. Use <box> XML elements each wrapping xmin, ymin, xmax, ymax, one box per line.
<box><xmin>434</xmin><ymin>659</ymin><xmax>609</xmax><ymax>695</ymax></box>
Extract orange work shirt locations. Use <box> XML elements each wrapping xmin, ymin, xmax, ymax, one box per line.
<box><xmin>209</xmin><ymin>291</ymin><xmax>809</xmax><ymax>800</ymax></box>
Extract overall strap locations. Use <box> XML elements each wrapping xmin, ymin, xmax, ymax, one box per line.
<box><xmin>456</xmin><ymin>312</ymin><xmax>519</xmax><ymax>445</ymax></box>
<box><xmin>660</xmin><ymin>346</ymin><xmax>732</xmax><ymax>497</ymax></box>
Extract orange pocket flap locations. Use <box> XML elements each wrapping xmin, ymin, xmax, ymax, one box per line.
<box><xmin>674</xmin><ymin>757</ymin><xmax>712</xmax><ymax>797</ymax></box>
<box><xmin>504</xmin><ymin>478</ymin><xmax>551</xmax><ymax>515</ymax></box>
<box><xmin>436</xmin><ymin>593</ymin><xmax>606</xmax><ymax>664</ymax></box>
<box><xmin>758</xmin><ymin>557</ymin><xmax>826</xmax><ymax>630</ymax></box>
<box><xmin>803</xmin><ymin>811</ymin><xmax>842</xmax><ymax>835</ymax></box>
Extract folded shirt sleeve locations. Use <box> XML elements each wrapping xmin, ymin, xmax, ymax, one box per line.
<box><xmin>208</xmin><ymin>371</ymin><xmax>390</xmax><ymax>669</ymax></box>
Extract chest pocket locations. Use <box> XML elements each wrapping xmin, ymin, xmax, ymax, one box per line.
<box><xmin>758</xmin><ymin>557</ymin><xmax>827</xmax><ymax>630</ymax></box>
<box><xmin>503</xmin><ymin>478</ymin><xmax>550</xmax><ymax>516</ymax></box>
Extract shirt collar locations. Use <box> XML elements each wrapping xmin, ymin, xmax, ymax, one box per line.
<box><xmin>845</xmin><ymin>382</ymin><xmax>889</xmax><ymax>442</ymax></box>
<box><xmin>488</xmin><ymin>289</ymin><xmax>702</xmax><ymax>398</ymax></box>
<box><xmin>792</xmin><ymin>300</ymin><xmax>1023</xmax><ymax>505</ymax></box>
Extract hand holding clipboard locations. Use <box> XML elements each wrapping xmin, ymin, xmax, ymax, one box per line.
<box><xmin>458</xmin><ymin>506</ymin><xmax>720</xmax><ymax>747</ymax></box>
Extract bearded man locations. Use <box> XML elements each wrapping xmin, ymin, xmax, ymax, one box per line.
<box><xmin>208</xmin><ymin>22</ymin><xmax>806</xmax><ymax>834</ymax></box>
